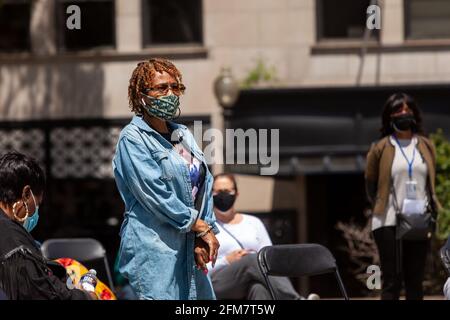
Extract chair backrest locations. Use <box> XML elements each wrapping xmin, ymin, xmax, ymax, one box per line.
<box><xmin>444</xmin><ymin>237</ymin><xmax>450</xmax><ymax>256</ymax></box>
<box><xmin>258</xmin><ymin>243</ymin><xmax>349</xmax><ymax>300</ymax></box>
<box><xmin>258</xmin><ymin>243</ymin><xmax>337</xmax><ymax>277</ymax></box>
<box><xmin>441</xmin><ymin>237</ymin><xmax>450</xmax><ymax>274</ymax></box>
<box><xmin>41</xmin><ymin>238</ymin><xmax>106</xmax><ymax>261</ymax></box>
<box><xmin>40</xmin><ymin>238</ymin><xmax>115</xmax><ymax>292</ymax></box>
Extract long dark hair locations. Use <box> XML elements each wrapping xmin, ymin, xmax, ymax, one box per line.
<box><xmin>380</xmin><ymin>92</ymin><xmax>425</xmax><ymax>137</ymax></box>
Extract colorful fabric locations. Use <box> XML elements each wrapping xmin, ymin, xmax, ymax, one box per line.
<box><xmin>174</xmin><ymin>143</ymin><xmax>203</xmax><ymax>200</ymax></box>
<box><xmin>55</xmin><ymin>258</ymin><xmax>116</xmax><ymax>300</ymax></box>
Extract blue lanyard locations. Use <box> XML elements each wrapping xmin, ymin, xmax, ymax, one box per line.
<box><xmin>393</xmin><ymin>134</ymin><xmax>416</xmax><ymax>179</ymax></box>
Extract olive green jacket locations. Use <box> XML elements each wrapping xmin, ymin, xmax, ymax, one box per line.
<box><xmin>365</xmin><ymin>135</ymin><xmax>442</xmax><ymax>216</ymax></box>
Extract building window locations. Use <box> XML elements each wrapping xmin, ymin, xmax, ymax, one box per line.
<box><xmin>316</xmin><ymin>0</ymin><xmax>379</xmax><ymax>41</ymax></box>
<box><xmin>405</xmin><ymin>0</ymin><xmax>450</xmax><ymax>40</ymax></box>
<box><xmin>0</xmin><ymin>1</ymin><xmax>31</xmax><ymax>52</ymax></box>
<box><xmin>56</xmin><ymin>0</ymin><xmax>115</xmax><ymax>51</ymax></box>
<box><xmin>142</xmin><ymin>0</ymin><xmax>203</xmax><ymax>46</ymax></box>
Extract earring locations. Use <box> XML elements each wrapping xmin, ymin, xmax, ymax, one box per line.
<box><xmin>13</xmin><ymin>201</ymin><xmax>29</xmax><ymax>222</ymax></box>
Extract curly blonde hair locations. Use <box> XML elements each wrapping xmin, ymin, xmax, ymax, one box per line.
<box><xmin>128</xmin><ymin>58</ymin><xmax>183</xmax><ymax>114</ymax></box>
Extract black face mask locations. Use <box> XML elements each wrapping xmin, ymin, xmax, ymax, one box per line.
<box><xmin>391</xmin><ymin>113</ymin><xmax>416</xmax><ymax>132</ymax></box>
<box><xmin>213</xmin><ymin>192</ymin><xmax>236</xmax><ymax>212</ymax></box>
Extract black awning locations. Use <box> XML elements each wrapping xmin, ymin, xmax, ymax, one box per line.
<box><xmin>225</xmin><ymin>155</ymin><xmax>366</xmax><ymax>176</ymax></box>
<box><xmin>224</xmin><ymin>84</ymin><xmax>450</xmax><ymax>175</ymax></box>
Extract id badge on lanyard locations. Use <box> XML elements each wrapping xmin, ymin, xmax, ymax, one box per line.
<box><xmin>403</xmin><ymin>179</ymin><xmax>426</xmax><ymax>215</ymax></box>
<box><xmin>405</xmin><ymin>180</ymin><xmax>417</xmax><ymax>200</ymax></box>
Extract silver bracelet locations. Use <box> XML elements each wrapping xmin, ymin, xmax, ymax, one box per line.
<box><xmin>196</xmin><ymin>225</ymin><xmax>213</xmax><ymax>238</ymax></box>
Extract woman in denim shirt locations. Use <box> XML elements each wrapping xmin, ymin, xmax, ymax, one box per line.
<box><xmin>112</xmin><ymin>58</ymin><xmax>220</xmax><ymax>300</ymax></box>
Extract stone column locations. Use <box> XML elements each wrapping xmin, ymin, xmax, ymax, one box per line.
<box><xmin>380</xmin><ymin>0</ymin><xmax>404</xmax><ymax>45</ymax></box>
<box><xmin>116</xmin><ymin>0</ymin><xmax>142</xmax><ymax>52</ymax></box>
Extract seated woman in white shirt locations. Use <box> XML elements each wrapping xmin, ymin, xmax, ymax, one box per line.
<box><xmin>208</xmin><ymin>173</ymin><xmax>302</xmax><ymax>300</ymax></box>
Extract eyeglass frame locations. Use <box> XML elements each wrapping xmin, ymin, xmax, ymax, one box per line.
<box><xmin>143</xmin><ymin>82</ymin><xmax>186</xmax><ymax>96</ymax></box>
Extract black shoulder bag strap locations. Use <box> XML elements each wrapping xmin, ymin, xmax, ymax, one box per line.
<box><xmin>390</xmin><ymin>180</ymin><xmax>401</xmax><ymax>216</ymax></box>
<box><xmin>390</xmin><ymin>180</ymin><xmax>403</xmax><ymax>276</ymax></box>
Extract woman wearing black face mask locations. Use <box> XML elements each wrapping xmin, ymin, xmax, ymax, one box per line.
<box><xmin>365</xmin><ymin>93</ymin><xmax>441</xmax><ymax>300</ymax></box>
<box><xmin>208</xmin><ymin>173</ymin><xmax>304</xmax><ymax>300</ymax></box>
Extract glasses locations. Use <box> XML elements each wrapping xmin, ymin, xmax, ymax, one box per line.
<box><xmin>144</xmin><ymin>83</ymin><xmax>186</xmax><ymax>95</ymax></box>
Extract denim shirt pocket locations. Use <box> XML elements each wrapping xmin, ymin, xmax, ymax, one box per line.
<box><xmin>151</xmin><ymin>150</ymin><xmax>174</xmax><ymax>181</ymax></box>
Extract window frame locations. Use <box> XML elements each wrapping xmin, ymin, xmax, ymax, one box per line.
<box><xmin>404</xmin><ymin>0</ymin><xmax>450</xmax><ymax>41</ymax></box>
<box><xmin>0</xmin><ymin>0</ymin><xmax>32</xmax><ymax>53</ymax></box>
<box><xmin>55</xmin><ymin>0</ymin><xmax>117</xmax><ymax>52</ymax></box>
<box><xmin>315</xmin><ymin>0</ymin><xmax>379</xmax><ymax>44</ymax></box>
<box><xmin>141</xmin><ymin>0</ymin><xmax>204</xmax><ymax>48</ymax></box>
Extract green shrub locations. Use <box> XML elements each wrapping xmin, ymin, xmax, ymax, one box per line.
<box><xmin>241</xmin><ymin>58</ymin><xmax>278</xmax><ymax>89</ymax></box>
<box><xmin>430</xmin><ymin>129</ymin><xmax>450</xmax><ymax>240</ymax></box>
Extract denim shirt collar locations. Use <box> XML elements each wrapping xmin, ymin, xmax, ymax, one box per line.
<box><xmin>131</xmin><ymin>115</ymin><xmax>186</xmax><ymax>134</ymax></box>
<box><xmin>131</xmin><ymin>115</ymin><xmax>194</xmax><ymax>154</ymax></box>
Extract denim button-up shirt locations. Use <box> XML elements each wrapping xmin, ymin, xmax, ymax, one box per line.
<box><xmin>112</xmin><ymin>115</ymin><xmax>219</xmax><ymax>300</ymax></box>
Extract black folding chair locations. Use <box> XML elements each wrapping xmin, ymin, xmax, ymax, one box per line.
<box><xmin>41</xmin><ymin>238</ymin><xmax>115</xmax><ymax>292</ymax></box>
<box><xmin>257</xmin><ymin>243</ymin><xmax>349</xmax><ymax>300</ymax></box>
<box><xmin>440</xmin><ymin>237</ymin><xmax>450</xmax><ymax>275</ymax></box>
